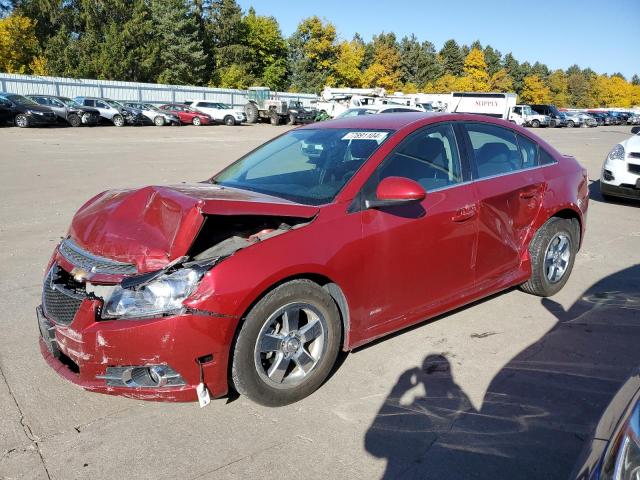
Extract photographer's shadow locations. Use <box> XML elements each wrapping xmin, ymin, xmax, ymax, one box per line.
<box><xmin>365</xmin><ymin>264</ymin><xmax>640</xmax><ymax>480</ymax></box>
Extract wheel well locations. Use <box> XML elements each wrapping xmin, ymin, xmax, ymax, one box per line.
<box><xmin>550</xmin><ymin>209</ymin><xmax>582</xmax><ymax>246</ymax></box>
<box><xmin>235</xmin><ymin>274</ymin><xmax>350</xmax><ymax>350</ymax></box>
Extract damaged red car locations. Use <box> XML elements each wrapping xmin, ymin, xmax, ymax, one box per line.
<box><xmin>38</xmin><ymin>113</ymin><xmax>589</xmax><ymax>406</ymax></box>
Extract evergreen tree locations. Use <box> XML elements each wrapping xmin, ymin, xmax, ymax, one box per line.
<box><xmin>632</xmin><ymin>74</ymin><xmax>640</xmax><ymax>86</ymax></box>
<box><xmin>288</xmin><ymin>16</ymin><xmax>337</xmax><ymax>93</ymax></box>
<box><xmin>439</xmin><ymin>39</ymin><xmax>464</xmax><ymax>76</ymax></box>
<box><xmin>483</xmin><ymin>45</ymin><xmax>502</xmax><ymax>76</ymax></box>
<box><xmin>150</xmin><ymin>0</ymin><xmax>207</xmax><ymax>85</ymax></box>
<box><xmin>398</xmin><ymin>34</ymin><xmax>442</xmax><ymax>87</ymax></box>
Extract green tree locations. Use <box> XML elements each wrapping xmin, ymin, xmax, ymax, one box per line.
<box><xmin>632</xmin><ymin>74</ymin><xmax>640</xmax><ymax>86</ymax></box>
<box><xmin>244</xmin><ymin>7</ymin><xmax>287</xmax><ymax>86</ymax></box>
<box><xmin>398</xmin><ymin>34</ymin><xmax>442</xmax><ymax>87</ymax></box>
<box><xmin>329</xmin><ymin>38</ymin><xmax>365</xmax><ymax>87</ymax></box>
<box><xmin>151</xmin><ymin>0</ymin><xmax>207</xmax><ymax>85</ymax></box>
<box><xmin>483</xmin><ymin>45</ymin><xmax>502</xmax><ymax>76</ymax></box>
<box><xmin>439</xmin><ymin>39</ymin><xmax>464</xmax><ymax>76</ymax></box>
<box><xmin>463</xmin><ymin>48</ymin><xmax>489</xmax><ymax>91</ymax></box>
<box><xmin>209</xmin><ymin>0</ymin><xmax>250</xmax><ymax>73</ymax></box>
<box><xmin>566</xmin><ymin>65</ymin><xmax>594</xmax><ymax>107</ymax></box>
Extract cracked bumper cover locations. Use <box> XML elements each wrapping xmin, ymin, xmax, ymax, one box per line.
<box><xmin>38</xmin><ymin>299</ymin><xmax>238</xmax><ymax>402</ymax></box>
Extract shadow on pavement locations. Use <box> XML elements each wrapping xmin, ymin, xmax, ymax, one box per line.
<box><xmin>365</xmin><ymin>264</ymin><xmax>640</xmax><ymax>480</ymax></box>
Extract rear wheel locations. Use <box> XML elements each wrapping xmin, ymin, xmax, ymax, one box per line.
<box><xmin>15</xmin><ymin>114</ymin><xmax>29</xmax><ymax>128</ymax></box>
<box><xmin>192</xmin><ymin>116</ymin><xmax>202</xmax><ymax>126</ymax></box>
<box><xmin>154</xmin><ymin>115</ymin><xmax>165</xmax><ymax>127</ymax></box>
<box><xmin>112</xmin><ymin>114</ymin><xmax>124</xmax><ymax>127</ymax></box>
<box><xmin>520</xmin><ymin>218</ymin><xmax>578</xmax><ymax>297</ymax></box>
<box><xmin>245</xmin><ymin>103</ymin><xmax>259</xmax><ymax>124</ymax></box>
<box><xmin>67</xmin><ymin>113</ymin><xmax>82</xmax><ymax>127</ymax></box>
<box><xmin>567</xmin><ymin>120</ymin><xmax>575</xmax><ymax>128</ymax></box>
<box><xmin>231</xmin><ymin>280</ymin><xmax>341</xmax><ymax>406</ymax></box>
<box><xmin>288</xmin><ymin>113</ymin><xmax>297</xmax><ymax>125</ymax></box>
<box><xmin>224</xmin><ymin>115</ymin><xmax>236</xmax><ymax>126</ymax></box>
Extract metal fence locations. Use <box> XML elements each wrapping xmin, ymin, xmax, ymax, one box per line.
<box><xmin>0</xmin><ymin>73</ymin><xmax>318</xmax><ymax>108</ymax></box>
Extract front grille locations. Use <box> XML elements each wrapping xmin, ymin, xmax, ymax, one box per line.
<box><xmin>628</xmin><ymin>163</ymin><xmax>640</xmax><ymax>175</ymax></box>
<box><xmin>42</xmin><ymin>266</ymin><xmax>87</xmax><ymax>325</ymax></box>
<box><xmin>58</xmin><ymin>238</ymin><xmax>137</xmax><ymax>275</ymax></box>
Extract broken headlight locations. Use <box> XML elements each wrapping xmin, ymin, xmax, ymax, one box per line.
<box><xmin>103</xmin><ymin>268</ymin><xmax>202</xmax><ymax>319</ymax></box>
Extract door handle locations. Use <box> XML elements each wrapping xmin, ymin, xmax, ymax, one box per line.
<box><xmin>451</xmin><ymin>205</ymin><xmax>477</xmax><ymax>222</ymax></box>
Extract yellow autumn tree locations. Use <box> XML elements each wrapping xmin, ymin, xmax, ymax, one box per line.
<box><xmin>0</xmin><ymin>15</ymin><xmax>43</xmax><ymax>74</ymax></box>
<box><xmin>362</xmin><ymin>36</ymin><xmax>402</xmax><ymax>90</ymax></box>
<box><xmin>463</xmin><ymin>48</ymin><xmax>489</xmax><ymax>91</ymax></box>
<box><xmin>489</xmin><ymin>68</ymin><xmax>513</xmax><ymax>92</ymax></box>
<box><xmin>328</xmin><ymin>39</ymin><xmax>365</xmax><ymax>87</ymax></box>
<box><xmin>520</xmin><ymin>75</ymin><xmax>551</xmax><ymax>103</ymax></box>
<box><xmin>547</xmin><ymin>70</ymin><xmax>569</xmax><ymax>107</ymax></box>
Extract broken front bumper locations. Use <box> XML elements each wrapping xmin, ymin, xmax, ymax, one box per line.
<box><xmin>36</xmin><ymin>295</ymin><xmax>237</xmax><ymax>402</ymax></box>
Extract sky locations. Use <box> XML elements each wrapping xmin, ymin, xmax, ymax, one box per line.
<box><xmin>237</xmin><ymin>0</ymin><xmax>640</xmax><ymax>79</ymax></box>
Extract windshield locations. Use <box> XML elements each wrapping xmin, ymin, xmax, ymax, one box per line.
<box><xmin>522</xmin><ymin>106</ymin><xmax>534</xmax><ymax>115</ymax></box>
<box><xmin>106</xmin><ymin>100</ymin><xmax>124</xmax><ymax>108</ymax></box>
<box><xmin>60</xmin><ymin>97</ymin><xmax>81</xmax><ymax>108</ymax></box>
<box><xmin>211</xmin><ymin>128</ymin><xmax>392</xmax><ymax>205</ymax></box>
<box><xmin>144</xmin><ymin>104</ymin><xmax>160</xmax><ymax>111</ymax></box>
<box><xmin>6</xmin><ymin>94</ymin><xmax>38</xmax><ymax>106</ymax></box>
<box><xmin>336</xmin><ymin>109</ymin><xmax>376</xmax><ymax>119</ymax></box>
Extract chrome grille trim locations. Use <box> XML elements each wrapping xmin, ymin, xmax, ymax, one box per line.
<box><xmin>58</xmin><ymin>238</ymin><xmax>137</xmax><ymax>275</ymax></box>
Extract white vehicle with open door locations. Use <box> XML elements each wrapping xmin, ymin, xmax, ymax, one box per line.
<box><xmin>190</xmin><ymin>100</ymin><xmax>246</xmax><ymax>126</ymax></box>
<box><xmin>508</xmin><ymin>105</ymin><xmax>550</xmax><ymax>128</ymax></box>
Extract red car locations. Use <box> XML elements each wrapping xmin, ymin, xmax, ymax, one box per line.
<box><xmin>158</xmin><ymin>103</ymin><xmax>212</xmax><ymax>126</ymax></box>
<box><xmin>38</xmin><ymin>113</ymin><xmax>589</xmax><ymax>406</ymax></box>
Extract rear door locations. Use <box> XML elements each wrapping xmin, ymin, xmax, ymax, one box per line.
<box><xmin>359</xmin><ymin>122</ymin><xmax>478</xmax><ymax>332</ymax></box>
<box><xmin>460</xmin><ymin>122</ymin><xmax>545</xmax><ymax>289</ymax></box>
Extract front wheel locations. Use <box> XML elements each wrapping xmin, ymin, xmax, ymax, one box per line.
<box><xmin>154</xmin><ymin>116</ymin><xmax>165</xmax><ymax>126</ymax></box>
<box><xmin>567</xmin><ymin>120</ymin><xmax>575</xmax><ymax>128</ymax></box>
<box><xmin>231</xmin><ymin>280</ymin><xmax>341</xmax><ymax>406</ymax></box>
<box><xmin>530</xmin><ymin>119</ymin><xmax>540</xmax><ymax>128</ymax></box>
<box><xmin>67</xmin><ymin>113</ymin><xmax>82</xmax><ymax>127</ymax></box>
<box><xmin>112</xmin><ymin>114</ymin><xmax>125</xmax><ymax>127</ymax></box>
<box><xmin>520</xmin><ymin>218</ymin><xmax>578</xmax><ymax>297</ymax></box>
<box><xmin>15</xmin><ymin>114</ymin><xmax>29</xmax><ymax>128</ymax></box>
<box><xmin>192</xmin><ymin>116</ymin><xmax>202</xmax><ymax>126</ymax></box>
<box><xmin>224</xmin><ymin>115</ymin><xmax>236</xmax><ymax>126</ymax></box>
<box><xmin>269</xmin><ymin>112</ymin><xmax>280</xmax><ymax>126</ymax></box>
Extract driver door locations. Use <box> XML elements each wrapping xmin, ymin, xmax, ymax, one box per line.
<box><xmin>358</xmin><ymin>123</ymin><xmax>478</xmax><ymax>336</ymax></box>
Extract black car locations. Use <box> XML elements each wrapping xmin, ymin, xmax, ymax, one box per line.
<box><xmin>27</xmin><ymin>95</ymin><xmax>100</xmax><ymax>127</ymax></box>
<box><xmin>587</xmin><ymin>112</ymin><xmax>609</xmax><ymax>126</ymax></box>
<box><xmin>286</xmin><ymin>100</ymin><xmax>316</xmax><ymax>125</ymax></box>
<box><xmin>0</xmin><ymin>92</ymin><xmax>58</xmax><ymax>127</ymax></box>
<box><xmin>530</xmin><ymin>104</ymin><xmax>566</xmax><ymax>127</ymax></box>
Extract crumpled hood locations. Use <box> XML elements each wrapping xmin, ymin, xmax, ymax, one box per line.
<box><xmin>68</xmin><ymin>183</ymin><xmax>319</xmax><ymax>273</ymax></box>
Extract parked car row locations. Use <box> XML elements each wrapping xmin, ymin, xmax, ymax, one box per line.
<box><xmin>0</xmin><ymin>92</ymin><xmax>257</xmax><ymax>128</ymax></box>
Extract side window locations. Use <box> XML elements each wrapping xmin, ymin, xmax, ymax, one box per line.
<box><xmin>375</xmin><ymin>123</ymin><xmax>463</xmax><ymax>192</ymax></box>
<box><xmin>516</xmin><ymin>134</ymin><xmax>539</xmax><ymax>168</ymax></box>
<box><xmin>83</xmin><ymin>99</ymin><xmax>94</xmax><ymax>107</ymax></box>
<box><xmin>539</xmin><ymin>148</ymin><xmax>556</xmax><ymax>166</ymax></box>
<box><xmin>96</xmin><ymin>101</ymin><xmax>109</xmax><ymax>109</ymax></box>
<box><xmin>50</xmin><ymin>99</ymin><xmax>64</xmax><ymax>107</ymax></box>
<box><xmin>465</xmin><ymin>123</ymin><xmax>521</xmax><ymax>178</ymax></box>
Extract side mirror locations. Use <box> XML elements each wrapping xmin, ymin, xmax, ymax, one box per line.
<box><xmin>632</xmin><ymin>126</ymin><xmax>640</xmax><ymax>135</ymax></box>
<box><xmin>365</xmin><ymin>176</ymin><xmax>426</xmax><ymax>209</ymax></box>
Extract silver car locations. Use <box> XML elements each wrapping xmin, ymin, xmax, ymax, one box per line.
<box><xmin>124</xmin><ymin>102</ymin><xmax>181</xmax><ymax>126</ymax></box>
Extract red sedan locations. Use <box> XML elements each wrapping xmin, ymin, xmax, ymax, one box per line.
<box><xmin>38</xmin><ymin>113</ymin><xmax>589</xmax><ymax>406</ymax></box>
<box><xmin>158</xmin><ymin>103</ymin><xmax>212</xmax><ymax>126</ymax></box>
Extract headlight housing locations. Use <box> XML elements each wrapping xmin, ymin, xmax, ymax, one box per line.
<box><xmin>607</xmin><ymin>144</ymin><xmax>625</xmax><ymax>162</ymax></box>
<box><xmin>601</xmin><ymin>399</ymin><xmax>640</xmax><ymax>480</ymax></box>
<box><xmin>103</xmin><ymin>268</ymin><xmax>202</xmax><ymax>319</ymax></box>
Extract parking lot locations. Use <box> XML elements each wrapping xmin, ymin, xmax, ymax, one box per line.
<box><xmin>1</xmin><ymin>123</ymin><xmax>639</xmax><ymax>480</ymax></box>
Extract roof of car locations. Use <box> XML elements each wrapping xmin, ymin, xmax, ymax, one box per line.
<box><xmin>299</xmin><ymin>112</ymin><xmax>439</xmax><ymax>130</ymax></box>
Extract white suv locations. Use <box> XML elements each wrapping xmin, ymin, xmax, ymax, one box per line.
<box><xmin>600</xmin><ymin>128</ymin><xmax>640</xmax><ymax>201</ymax></box>
<box><xmin>189</xmin><ymin>101</ymin><xmax>246</xmax><ymax>126</ymax></box>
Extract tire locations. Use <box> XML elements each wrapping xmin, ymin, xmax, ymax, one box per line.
<box><xmin>530</xmin><ymin>119</ymin><xmax>540</xmax><ymax>128</ymax></box>
<box><xmin>224</xmin><ymin>115</ymin><xmax>236</xmax><ymax>126</ymax></box>
<box><xmin>231</xmin><ymin>280</ymin><xmax>341</xmax><ymax>406</ymax></box>
<box><xmin>192</xmin><ymin>116</ymin><xmax>202</xmax><ymax>126</ymax></box>
<box><xmin>520</xmin><ymin>217</ymin><xmax>578</xmax><ymax>297</ymax></box>
<box><xmin>245</xmin><ymin>103</ymin><xmax>259</xmax><ymax>124</ymax></box>
<box><xmin>288</xmin><ymin>113</ymin><xmax>297</xmax><ymax>125</ymax></box>
<box><xmin>567</xmin><ymin>120</ymin><xmax>575</xmax><ymax>128</ymax></box>
<box><xmin>15</xmin><ymin>114</ymin><xmax>29</xmax><ymax>128</ymax></box>
<box><xmin>154</xmin><ymin>116</ymin><xmax>165</xmax><ymax>127</ymax></box>
<box><xmin>67</xmin><ymin>113</ymin><xmax>82</xmax><ymax>127</ymax></box>
<box><xmin>112</xmin><ymin>114</ymin><xmax>125</xmax><ymax>127</ymax></box>
<box><xmin>269</xmin><ymin>112</ymin><xmax>280</xmax><ymax>126</ymax></box>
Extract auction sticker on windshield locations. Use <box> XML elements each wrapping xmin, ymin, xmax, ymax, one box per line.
<box><xmin>341</xmin><ymin>131</ymin><xmax>389</xmax><ymax>142</ymax></box>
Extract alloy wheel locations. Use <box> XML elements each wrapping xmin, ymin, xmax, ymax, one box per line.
<box><xmin>544</xmin><ymin>233</ymin><xmax>571</xmax><ymax>283</ymax></box>
<box><xmin>254</xmin><ymin>302</ymin><xmax>328</xmax><ymax>389</ymax></box>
